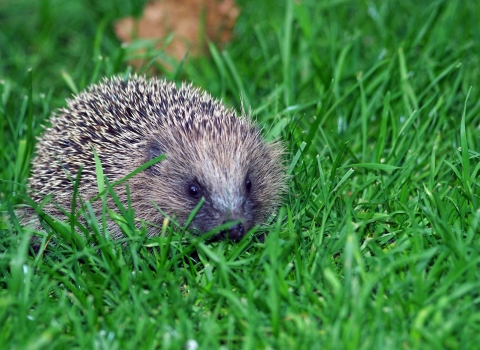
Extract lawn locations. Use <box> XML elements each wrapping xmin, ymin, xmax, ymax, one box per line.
<box><xmin>1</xmin><ymin>0</ymin><xmax>480</xmax><ymax>348</ymax></box>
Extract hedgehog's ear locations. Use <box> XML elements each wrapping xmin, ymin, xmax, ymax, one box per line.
<box><xmin>147</xmin><ymin>139</ymin><xmax>166</xmax><ymax>175</ymax></box>
<box><xmin>149</xmin><ymin>139</ymin><xmax>165</xmax><ymax>161</ymax></box>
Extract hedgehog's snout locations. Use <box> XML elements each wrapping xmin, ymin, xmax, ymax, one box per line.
<box><xmin>221</xmin><ymin>220</ymin><xmax>245</xmax><ymax>241</ymax></box>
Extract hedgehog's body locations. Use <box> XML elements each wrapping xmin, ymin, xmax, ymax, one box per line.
<box><xmin>27</xmin><ymin>76</ymin><xmax>285</xmax><ymax>240</ymax></box>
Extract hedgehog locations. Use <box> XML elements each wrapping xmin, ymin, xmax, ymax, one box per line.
<box><xmin>25</xmin><ymin>76</ymin><xmax>285</xmax><ymax>241</ymax></box>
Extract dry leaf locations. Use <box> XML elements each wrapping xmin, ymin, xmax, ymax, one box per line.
<box><xmin>115</xmin><ymin>0</ymin><xmax>240</xmax><ymax>70</ymax></box>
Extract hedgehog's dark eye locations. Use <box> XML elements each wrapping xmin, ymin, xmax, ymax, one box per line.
<box><xmin>245</xmin><ymin>178</ymin><xmax>252</xmax><ymax>193</ymax></box>
<box><xmin>187</xmin><ymin>182</ymin><xmax>202</xmax><ymax>200</ymax></box>
<box><xmin>189</xmin><ymin>185</ymin><xmax>199</xmax><ymax>197</ymax></box>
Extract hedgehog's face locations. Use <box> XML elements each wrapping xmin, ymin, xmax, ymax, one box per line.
<box><xmin>179</xmin><ymin>168</ymin><xmax>257</xmax><ymax>241</ymax></box>
<box><xmin>140</xmin><ymin>124</ymin><xmax>284</xmax><ymax>241</ymax></box>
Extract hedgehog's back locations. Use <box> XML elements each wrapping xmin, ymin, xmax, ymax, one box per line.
<box><xmin>28</xmin><ymin>76</ymin><xmax>235</xmax><ymax>202</ymax></box>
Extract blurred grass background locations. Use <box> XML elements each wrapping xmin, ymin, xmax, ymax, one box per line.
<box><xmin>1</xmin><ymin>0</ymin><xmax>479</xmax><ymax>348</ymax></box>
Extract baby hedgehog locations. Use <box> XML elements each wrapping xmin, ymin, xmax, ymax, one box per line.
<box><xmin>27</xmin><ymin>76</ymin><xmax>285</xmax><ymax>241</ymax></box>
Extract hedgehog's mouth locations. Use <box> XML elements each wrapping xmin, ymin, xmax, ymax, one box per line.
<box><xmin>220</xmin><ymin>221</ymin><xmax>245</xmax><ymax>241</ymax></box>
<box><xmin>205</xmin><ymin>221</ymin><xmax>246</xmax><ymax>242</ymax></box>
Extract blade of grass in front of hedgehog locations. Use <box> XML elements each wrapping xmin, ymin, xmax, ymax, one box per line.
<box><xmin>184</xmin><ymin>196</ymin><xmax>205</xmax><ymax>230</ymax></box>
<box><xmin>86</xmin><ymin>153</ymin><xmax>167</xmax><ymax>207</ymax></box>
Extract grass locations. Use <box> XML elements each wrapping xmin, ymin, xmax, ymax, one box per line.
<box><xmin>1</xmin><ymin>0</ymin><xmax>480</xmax><ymax>348</ymax></box>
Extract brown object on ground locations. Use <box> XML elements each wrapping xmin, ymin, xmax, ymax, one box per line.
<box><xmin>115</xmin><ymin>0</ymin><xmax>239</xmax><ymax>68</ymax></box>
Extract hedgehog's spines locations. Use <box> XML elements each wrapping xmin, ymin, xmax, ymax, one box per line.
<box><xmin>27</xmin><ymin>75</ymin><xmax>286</xmax><ymax>240</ymax></box>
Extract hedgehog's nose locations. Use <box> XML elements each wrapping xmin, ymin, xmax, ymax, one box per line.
<box><xmin>222</xmin><ymin>221</ymin><xmax>245</xmax><ymax>241</ymax></box>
